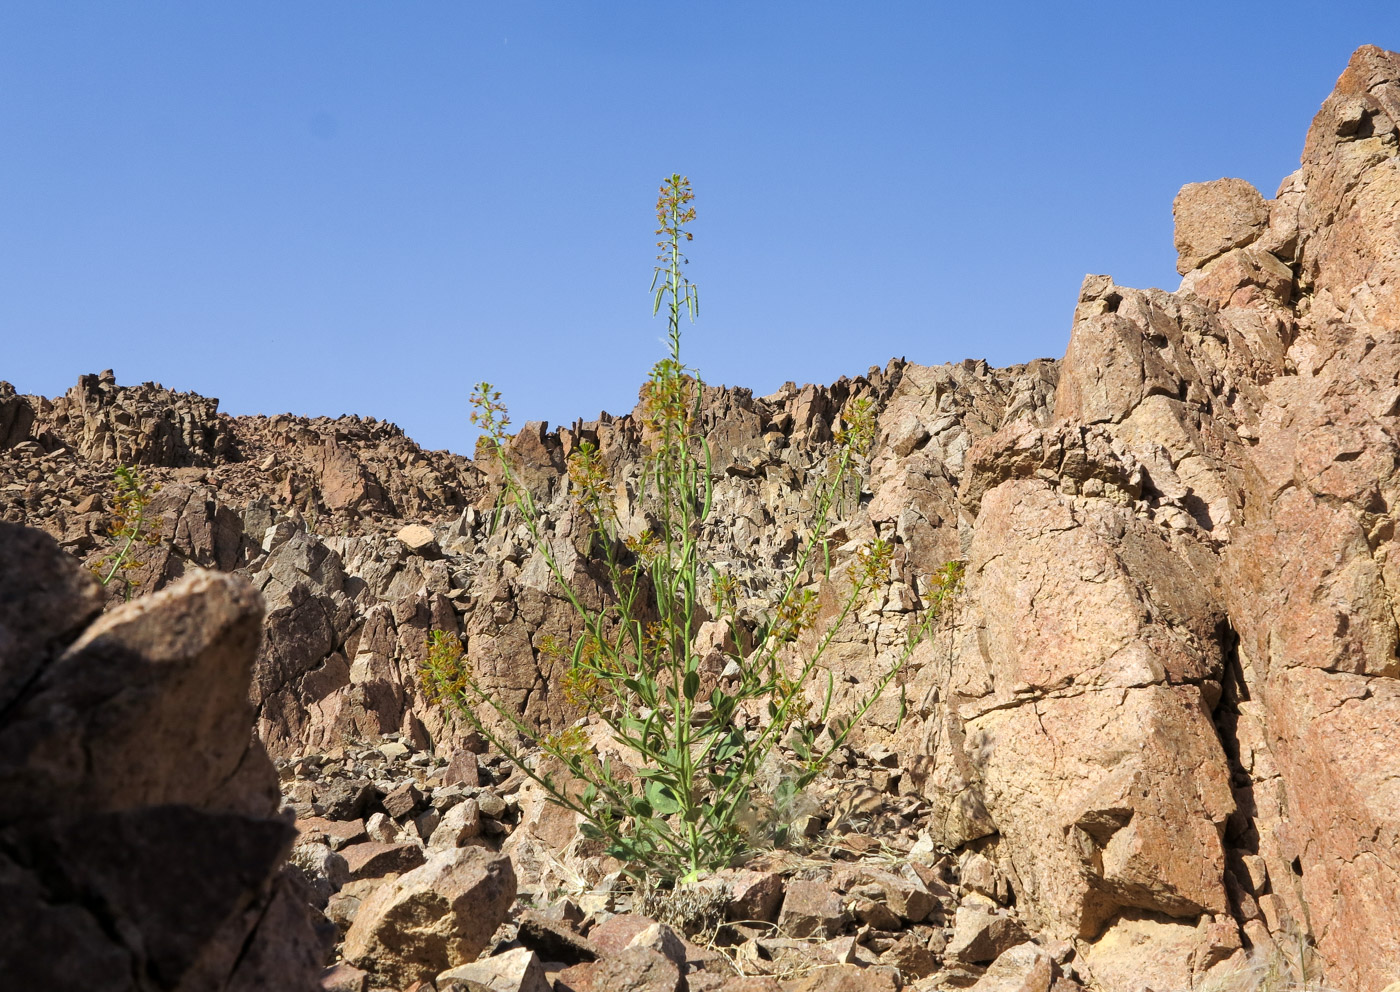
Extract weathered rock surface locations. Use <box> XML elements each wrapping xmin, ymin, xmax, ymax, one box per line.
<box><xmin>341</xmin><ymin>845</ymin><xmax>516</xmax><ymax>987</ymax></box>
<box><xmin>0</xmin><ymin>522</ymin><xmax>323</xmax><ymax>990</ymax></box>
<box><xmin>554</xmin><ymin>946</ymin><xmax>686</xmax><ymax>992</ymax></box>
<box><xmin>437</xmin><ymin>945</ymin><xmax>551</xmax><ymax>992</ymax></box>
<box><xmin>1173</xmin><ymin>177</ymin><xmax>1271</xmax><ymax>274</ymax></box>
<box><xmin>966</xmin><ymin>942</ymin><xmax>1057</xmax><ymax>992</ymax></box>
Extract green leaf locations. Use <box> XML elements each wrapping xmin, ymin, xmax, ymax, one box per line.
<box><xmin>634</xmin><ymin>769</ymin><xmax>680</xmax><ymax>791</ymax></box>
<box><xmin>683</xmin><ymin>671</ymin><xmax>700</xmax><ymax>700</ymax></box>
<box><xmin>645</xmin><ymin>780</ymin><xmax>682</xmax><ymax>815</ymax></box>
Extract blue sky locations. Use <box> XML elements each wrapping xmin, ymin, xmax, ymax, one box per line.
<box><xmin>2</xmin><ymin>3</ymin><xmax>1397</xmax><ymax>453</ymax></box>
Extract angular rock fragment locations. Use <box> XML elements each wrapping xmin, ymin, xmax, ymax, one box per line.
<box><xmin>320</xmin><ymin>962</ymin><xmax>370</xmax><ymax>992</ymax></box>
<box><xmin>342</xmin><ymin>846</ymin><xmax>516</xmax><ymax>987</ymax></box>
<box><xmin>966</xmin><ymin>942</ymin><xmax>1056</xmax><ymax>992</ymax></box>
<box><xmin>437</xmin><ymin>946</ymin><xmax>551</xmax><ymax>992</ymax></box>
<box><xmin>777</xmin><ymin>879</ymin><xmax>848</xmax><ymax>939</ymax></box>
<box><xmin>788</xmin><ymin>963</ymin><xmax>901</xmax><ymax>992</ymax></box>
<box><xmin>554</xmin><ymin>946</ymin><xmax>685</xmax><ymax>992</ymax></box>
<box><xmin>515</xmin><ymin>908</ymin><xmax>598</xmax><ymax>965</ymax></box>
<box><xmin>721</xmin><ymin>868</ymin><xmax>785</xmax><ymax>923</ymax></box>
<box><xmin>947</xmin><ymin>905</ymin><xmax>1030</xmax><ymax>965</ymax></box>
<box><xmin>340</xmin><ymin>840</ymin><xmax>426</xmax><ymax>880</ymax></box>
<box><xmin>1172</xmin><ymin>177</ymin><xmax>1269</xmax><ymax>273</ymax></box>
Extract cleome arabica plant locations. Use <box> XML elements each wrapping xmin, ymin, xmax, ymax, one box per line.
<box><xmin>422</xmin><ymin>174</ymin><xmax>964</xmax><ymax>884</ymax></box>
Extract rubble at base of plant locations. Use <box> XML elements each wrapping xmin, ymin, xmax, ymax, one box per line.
<box><xmin>277</xmin><ymin>729</ymin><xmax>1088</xmax><ymax>992</ymax></box>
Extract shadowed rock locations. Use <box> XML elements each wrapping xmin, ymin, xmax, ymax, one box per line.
<box><xmin>0</xmin><ymin>523</ymin><xmax>324</xmax><ymax>990</ymax></box>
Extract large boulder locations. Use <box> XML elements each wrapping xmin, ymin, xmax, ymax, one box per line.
<box><xmin>0</xmin><ymin>522</ymin><xmax>323</xmax><ymax>990</ymax></box>
<box><xmin>1172</xmin><ymin>177</ymin><xmax>1270</xmax><ymax>274</ymax></box>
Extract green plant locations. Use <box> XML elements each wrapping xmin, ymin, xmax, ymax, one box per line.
<box><xmin>93</xmin><ymin>464</ymin><xmax>161</xmax><ymax>599</ymax></box>
<box><xmin>424</xmin><ymin>174</ymin><xmax>963</xmax><ymax>883</ymax></box>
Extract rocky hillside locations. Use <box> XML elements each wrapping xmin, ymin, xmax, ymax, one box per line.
<box><xmin>2</xmin><ymin>42</ymin><xmax>1399</xmax><ymax>992</ymax></box>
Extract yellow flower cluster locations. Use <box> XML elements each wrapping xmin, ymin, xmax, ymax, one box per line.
<box><xmin>542</xmin><ymin>725</ymin><xmax>591</xmax><ymax>758</ymax></box>
<box><xmin>568</xmin><ymin>441</ymin><xmax>615</xmax><ymax>524</ymax></box>
<box><xmin>420</xmin><ymin>630</ymin><xmax>469</xmax><ymax>706</ymax></box>
<box><xmin>834</xmin><ymin>396</ymin><xmax>877</xmax><ymax>458</ymax></box>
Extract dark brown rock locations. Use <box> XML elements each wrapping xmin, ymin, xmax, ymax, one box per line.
<box><xmin>721</xmin><ymin>868</ymin><xmax>785</xmax><ymax>924</ymax></box>
<box><xmin>0</xmin><ymin>382</ymin><xmax>35</xmax><ymax>451</ymax></box>
<box><xmin>444</xmin><ymin>748</ymin><xmax>481</xmax><ymax>787</ymax></box>
<box><xmin>315</xmin><ymin>779</ymin><xmax>378</xmax><ymax>821</ymax></box>
<box><xmin>382</xmin><ymin>781</ymin><xmax>423</xmax><ymax>819</ymax></box>
<box><xmin>516</xmin><ymin>908</ymin><xmax>598</xmax><ymax>965</ymax></box>
<box><xmin>0</xmin><ymin>519</ymin><xmax>104</xmax><ymax>712</ymax></box>
<box><xmin>777</xmin><ymin>879</ymin><xmax>849</xmax><ymax>939</ymax></box>
<box><xmin>555</xmin><ymin>946</ymin><xmax>685</xmax><ymax>992</ymax></box>
<box><xmin>880</xmin><ymin>932</ymin><xmax>939</xmax><ymax>979</ymax></box>
<box><xmin>340</xmin><ymin>840</ymin><xmax>426</xmax><ymax>880</ymax></box>
<box><xmin>0</xmin><ymin>531</ymin><xmax>321</xmax><ymax>991</ymax></box>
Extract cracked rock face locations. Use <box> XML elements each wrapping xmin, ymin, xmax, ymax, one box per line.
<box><xmin>0</xmin><ymin>523</ymin><xmax>324</xmax><ymax>991</ymax></box>
<box><xmin>2</xmin><ymin>42</ymin><xmax>1400</xmax><ymax>992</ymax></box>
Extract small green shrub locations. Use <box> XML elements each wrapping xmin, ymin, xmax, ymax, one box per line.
<box><xmin>423</xmin><ymin>174</ymin><xmax>963</xmax><ymax>883</ymax></box>
<box><xmin>93</xmin><ymin>464</ymin><xmax>161</xmax><ymax>599</ymax></box>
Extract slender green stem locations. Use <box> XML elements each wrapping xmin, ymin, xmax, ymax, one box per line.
<box><xmin>100</xmin><ymin>531</ymin><xmax>137</xmax><ymax>587</ymax></box>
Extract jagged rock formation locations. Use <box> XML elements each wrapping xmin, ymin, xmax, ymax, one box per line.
<box><xmin>2</xmin><ymin>43</ymin><xmax>1399</xmax><ymax>992</ymax></box>
<box><xmin>0</xmin><ymin>522</ymin><xmax>325</xmax><ymax>990</ymax></box>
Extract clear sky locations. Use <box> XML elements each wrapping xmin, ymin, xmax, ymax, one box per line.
<box><xmin>3</xmin><ymin>3</ymin><xmax>1397</xmax><ymax>453</ymax></box>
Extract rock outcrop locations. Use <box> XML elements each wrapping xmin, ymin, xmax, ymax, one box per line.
<box><xmin>0</xmin><ymin>521</ymin><xmax>324</xmax><ymax>990</ymax></box>
<box><xmin>3</xmin><ymin>43</ymin><xmax>1400</xmax><ymax>992</ymax></box>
